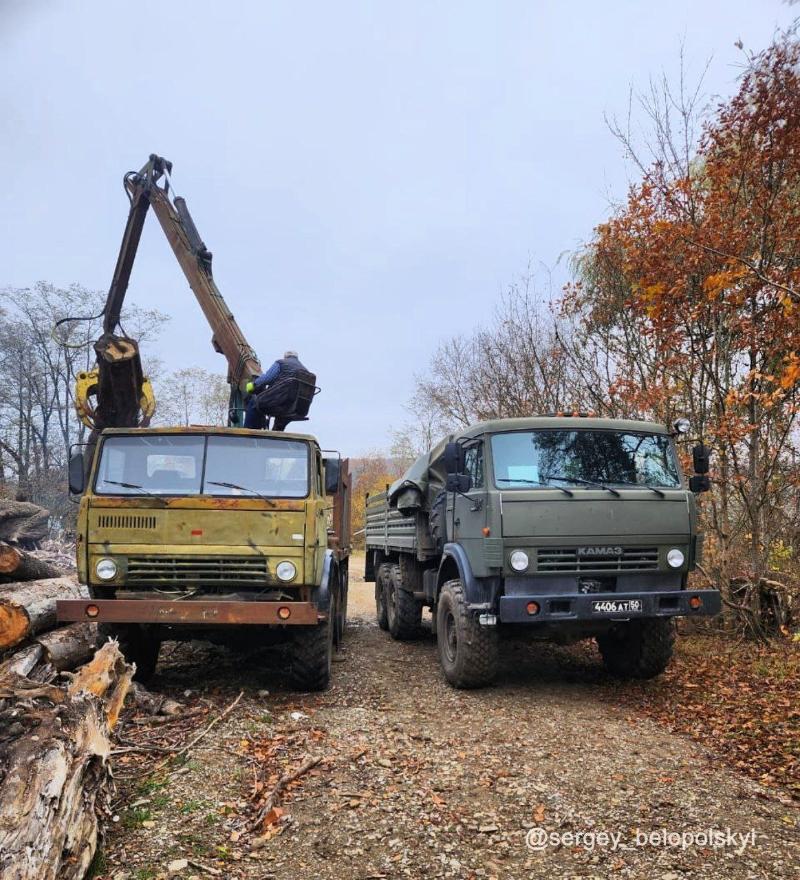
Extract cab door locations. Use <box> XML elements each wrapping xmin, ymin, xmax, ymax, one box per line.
<box><xmin>452</xmin><ymin>440</ymin><xmax>487</xmax><ymax>560</ymax></box>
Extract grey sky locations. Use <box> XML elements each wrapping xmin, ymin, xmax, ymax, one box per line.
<box><xmin>1</xmin><ymin>1</ymin><xmax>795</xmax><ymax>455</ymax></box>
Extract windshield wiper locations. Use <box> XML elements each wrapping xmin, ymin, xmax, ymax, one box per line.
<box><xmin>606</xmin><ymin>480</ymin><xmax>666</xmax><ymax>498</ymax></box>
<box><xmin>100</xmin><ymin>480</ymin><xmax>167</xmax><ymax>505</ymax></box>
<box><xmin>496</xmin><ymin>477</ymin><xmax>573</xmax><ymax>497</ymax></box>
<box><xmin>543</xmin><ymin>474</ymin><xmax>621</xmax><ymax>498</ymax></box>
<box><xmin>206</xmin><ymin>480</ymin><xmax>271</xmax><ymax>503</ymax></box>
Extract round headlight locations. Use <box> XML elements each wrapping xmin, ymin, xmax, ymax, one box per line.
<box><xmin>276</xmin><ymin>561</ymin><xmax>297</xmax><ymax>582</ymax></box>
<box><xmin>666</xmin><ymin>548</ymin><xmax>685</xmax><ymax>568</ymax></box>
<box><xmin>95</xmin><ymin>558</ymin><xmax>118</xmax><ymax>581</ymax></box>
<box><xmin>509</xmin><ymin>550</ymin><xmax>529</xmax><ymax>572</ymax></box>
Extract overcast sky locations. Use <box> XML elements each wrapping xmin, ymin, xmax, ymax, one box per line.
<box><xmin>1</xmin><ymin>1</ymin><xmax>796</xmax><ymax>455</ymax></box>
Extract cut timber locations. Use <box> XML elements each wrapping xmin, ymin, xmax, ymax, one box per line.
<box><xmin>0</xmin><ymin>640</ymin><xmax>134</xmax><ymax>880</ymax></box>
<box><xmin>0</xmin><ymin>500</ymin><xmax>49</xmax><ymax>546</ymax></box>
<box><xmin>36</xmin><ymin>622</ymin><xmax>97</xmax><ymax>671</ymax></box>
<box><xmin>0</xmin><ymin>576</ymin><xmax>87</xmax><ymax>650</ymax></box>
<box><xmin>0</xmin><ymin>643</ymin><xmax>43</xmax><ymax>678</ymax></box>
<box><xmin>0</xmin><ymin>542</ymin><xmax>62</xmax><ymax>582</ymax></box>
<box><xmin>129</xmin><ymin>680</ymin><xmax>183</xmax><ymax>716</ymax></box>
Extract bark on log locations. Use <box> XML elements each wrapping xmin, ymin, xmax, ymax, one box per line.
<box><xmin>0</xmin><ymin>500</ymin><xmax>49</xmax><ymax>546</ymax></box>
<box><xmin>0</xmin><ymin>542</ymin><xmax>62</xmax><ymax>582</ymax></box>
<box><xmin>0</xmin><ymin>641</ymin><xmax>134</xmax><ymax>880</ymax></box>
<box><xmin>36</xmin><ymin>622</ymin><xmax>97</xmax><ymax>672</ymax></box>
<box><xmin>129</xmin><ymin>680</ymin><xmax>183</xmax><ymax>716</ymax></box>
<box><xmin>0</xmin><ymin>576</ymin><xmax>87</xmax><ymax>650</ymax></box>
<box><xmin>0</xmin><ymin>643</ymin><xmax>43</xmax><ymax>678</ymax></box>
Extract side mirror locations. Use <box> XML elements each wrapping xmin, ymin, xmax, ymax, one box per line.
<box><xmin>446</xmin><ymin>473</ymin><xmax>472</xmax><ymax>493</ymax></box>
<box><xmin>692</xmin><ymin>443</ymin><xmax>711</xmax><ymax>475</ymax></box>
<box><xmin>689</xmin><ymin>474</ymin><xmax>710</xmax><ymax>493</ymax></box>
<box><xmin>68</xmin><ymin>453</ymin><xmax>85</xmax><ymax>495</ymax></box>
<box><xmin>323</xmin><ymin>457</ymin><xmax>341</xmax><ymax>495</ymax></box>
<box><xmin>443</xmin><ymin>441</ymin><xmax>465</xmax><ymax>475</ymax></box>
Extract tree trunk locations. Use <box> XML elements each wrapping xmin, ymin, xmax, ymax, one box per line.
<box><xmin>0</xmin><ymin>500</ymin><xmax>49</xmax><ymax>546</ymax></box>
<box><xmin>0</xmin><ymin>576</ymin><xmax>87</xmax><ymax>650</ymax></box>
<box><xmin>0</xmin><ymin>543</ymin><xmax>62</xmax><ymax>582</ymax></box>
<box><xmin>0</xmin><ymin>641</ymin><xmax>134</xmax><ymax>880</ymax></box>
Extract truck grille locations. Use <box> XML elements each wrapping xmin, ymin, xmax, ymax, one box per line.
<box><xmin>536</xmin><ymin>547</ymin><xmax>659</xmax><ymax>573</ymax></box>
<box><xmin>97</xmin><ymin>514</ymin><xmax>158</xmax><ymax>530</ymax></box>
<box><xmin>126</xmin><ymin>556</ymin><xmax>267</xmax><ymax>585</ymax></box>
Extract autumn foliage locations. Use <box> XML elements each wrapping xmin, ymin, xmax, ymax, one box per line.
<box><xmin>562</xmin><ymin>34</ymin><xmax>800</xmax><ymax>633</ymax></box>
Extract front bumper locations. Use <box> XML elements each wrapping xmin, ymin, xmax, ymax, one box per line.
<box><xmin>498</xmin><ymin>589</ymin><xmax>721</xmax><ymax>623</ymax></box>
<box><xmin>57</xmin><ymin>598</ymin><xmax>324</xmax><ymax>626</ymax></box>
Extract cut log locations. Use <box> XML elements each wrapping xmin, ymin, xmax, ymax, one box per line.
<box><xmin>0</xmin><ymin>543</ymin><xmax>62</xmax><ymax>582</ymax></box>
<box><xmin>36</xmin><ymin>622</ymin><xmax>97</xmax><ymax>671</ymax></box>
<box><xmin>0</xmin><ymin>500</ymin><xmax>49</xmax><ymax>547</ymax></box>
<box><xmin>0</xmin><ymin>640</ymin><xmax>134</xmax><ymax>880</ymax></box>
<box><xmin>0</xmin><ymin>576</ymin><xmax>87</xmax><ymax>650</ymax></box>
<box><xmin>129</xmin><ymin>680</ymin><xmax>183</xmax><ymax>716</ymax></box>
<box><xmin>0</xmin><ymin>643</ymin><xmax>43</xmax><ymax>678</ymax></box>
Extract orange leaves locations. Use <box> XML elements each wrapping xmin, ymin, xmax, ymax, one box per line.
<box><xmin>701</xmin><ymin>267</ymin><xmax>747</xmax><ymax>299</ymax></box>
<box><xmin>779</xmin><ymin>353</ymin><xmax>800</xmax><ymax>390</ymax></box>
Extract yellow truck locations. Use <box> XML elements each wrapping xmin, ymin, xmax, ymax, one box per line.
<box><xmin>56</xmin><ymin>155</ymin><xmax>351</xmax><ymax>690</ymax></box>
<box><xmin>62</xmin><ymin>427</ymin><xmax>350</xmax><ymax>691</ymax></box>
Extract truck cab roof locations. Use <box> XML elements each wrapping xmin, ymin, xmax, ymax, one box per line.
<box><xmin>457</xmin><ymin>416</ymin><xmax>670</xmax><ymax>440</ymax></box>
<box><xmin>99</xmin><ymin>426</ymin><xmax>322</xmax><ymax>446</ymax></box>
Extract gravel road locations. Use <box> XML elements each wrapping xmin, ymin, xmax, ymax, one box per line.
<box><xmin>103</xmin><ymin>563</ymin><xmax>800</xmax><ymax>880</ymax></box>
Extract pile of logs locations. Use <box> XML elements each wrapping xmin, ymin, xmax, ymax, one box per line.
<box><xmin>0</xmin><ymin>499</ymin><xmax>134</xmax><ymax>879</ymax></box>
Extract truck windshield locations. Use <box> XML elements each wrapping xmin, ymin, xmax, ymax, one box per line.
<box><xmin>491</xmin><ymin>430</ymin><xmax>681</xmax><ymax>490</ymax></box>
<box><xmin>95</xmin><ymin>434</ymin><xmax>310</xmax><ymax>498</ymax></box>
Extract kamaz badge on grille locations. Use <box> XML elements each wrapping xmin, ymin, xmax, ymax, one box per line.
<box><xmin>576</xmin><ymin>546</ymin><xmax>623</xmax><ymax>556</ymax></box>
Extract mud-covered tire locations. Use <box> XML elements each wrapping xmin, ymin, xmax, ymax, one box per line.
<box><xmin>375</xmin><ymin>563</ymin><xmax>391</xmax><ymax>631</ymax></box>
<box><xmin>436</xmin><ymin>579</ymin><xmax>498</xmax><ymax>688</ymax></box>
<box><xmin>386</xmin><ymin>563</ymin><xmax>422</xmax><ymax>641</ymax></box>
<box><xmin>289</xmin><ymin>615</ymin><xmax>333</xmax><ymax>691</ymax></box>
<box><xmin>98</xmin><ymin>623</ymin><xmax>160</xmax><ymax>683</ymax></box>
<box><xmin>596</xmin><ymin>618</ymin><xmax>675</xmax><ymax>679</ymax></box>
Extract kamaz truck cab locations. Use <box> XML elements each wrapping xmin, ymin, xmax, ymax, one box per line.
<box><xmin>62</xmin><ymin>427</ymin><xmax>351</xmax><ymax>691</ymax></box>
<box><xmin>365</xmin><ymin>415</ymin><xmax>720</xmax><ymax>688</ymax></box>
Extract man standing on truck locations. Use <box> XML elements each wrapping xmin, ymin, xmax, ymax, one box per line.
<box><xmin>244</xmin><ymin>350</ymin><xmax>315</xmax><ymax>431</ymax></box>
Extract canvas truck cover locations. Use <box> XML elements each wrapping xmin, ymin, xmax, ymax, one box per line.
<box><xmin>388</xmin><ymin>435</ymin><xmax>453</xmax><ymax>515</ymax></box>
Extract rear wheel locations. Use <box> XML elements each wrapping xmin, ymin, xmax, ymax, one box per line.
<box><xmin>98</xmin><ymin>623</ymin><xmax>160</xmax><ymax>682</ymax></box>
<box><xmin>597</xmin><ymin>618</ymin><xmax>675</xmax><ymax>679</ymax></box>
<box><xmin>436</xmin><ymin>579</ymin><xmax>498</xmax><ymax>688</ymax></box>
<box><xmin>290</xmin><ymin>614</ymin><xmax>334</xmax><ymax>691</ymax></box>
<box><xmin>334</xmin><ymin>565</ymin><xmax>348</xmax><ymax>649</ymax></box>
<box><xmin>386</xmin><ymin>563</ymin><xmax>422</xmax><ymax>640</ymax></box>
<box><xmin>375</xmin><ymin>563</ymin><xmax>391</xmax><ymax>631</ymax></box>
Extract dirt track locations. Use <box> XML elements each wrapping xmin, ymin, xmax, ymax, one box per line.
<box><xmin>103</xmin><ymin>561</ymin><xmax>800</xmax><ymax>880</ymax></box>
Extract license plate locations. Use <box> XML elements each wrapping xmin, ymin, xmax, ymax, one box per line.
<box><xmin>591</xmin><ymin>598</ymin><xmax>643</xmax><ymax>614</ymax></box>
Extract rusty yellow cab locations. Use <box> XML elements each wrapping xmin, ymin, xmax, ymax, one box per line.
<box><xmin>59</xmin><ymin>426</ymin><xmax>351</xmax><ymax>691</ymax></box>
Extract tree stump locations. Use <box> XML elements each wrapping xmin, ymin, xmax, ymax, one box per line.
<box><xmin>0</xmin><ymin>641</ymin><xmax>134</xmax><ymax>880</ymax></box>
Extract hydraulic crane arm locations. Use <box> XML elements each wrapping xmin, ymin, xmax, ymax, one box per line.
<box><xmin>76</xmin><ymin>154</ymin><xmax>262</xmax><ymax>431</ymax></box>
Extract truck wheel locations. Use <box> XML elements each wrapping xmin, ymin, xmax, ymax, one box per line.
<box><xmin>98</xmin><ymin>623</ymin><xmax>160</xmax><ymax>683</ymax></box>
<box><xmin>596</xmin><ymin>618</ymin><xmax>675</xmax><ymax>679</ymax></box>
<box><xmin>290</xmin><ymin>616</ymin><xmax>333</xmax><ymax>691</ymax></box>
<box><xmin>386</xmin><ymin>563</ymin><xmax>422</xmax><ymax>640</ymax></box>
<box><xmin>436</xmin><ymin>579</ymin><xmax>498</xmax><ymax>688</ymax></box>
<box><xmin>375</xmin><ymin>563</ymin><xmax>391</xmax><ymax>631</ymax></box>
<box><xmin>333</xmin><ymin>568</ymin><xmax>348</xmax><ymax>649</ymax></box>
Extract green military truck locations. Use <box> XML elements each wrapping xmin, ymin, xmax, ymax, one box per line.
<box><xmin>59</xmin><ymin>427</ymin><xmax>351</xmax><ymax>692</ymax></box>
<box><xmin>365</xmin><ymin>415</ymin><xmax>720</xmax><ymax>688</ymax></box>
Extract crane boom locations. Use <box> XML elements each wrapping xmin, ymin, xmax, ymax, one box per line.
<box><xmin>76</xmin><ymin>154</ymin><xmax>263</xmax><ymax>431</ymax></box>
